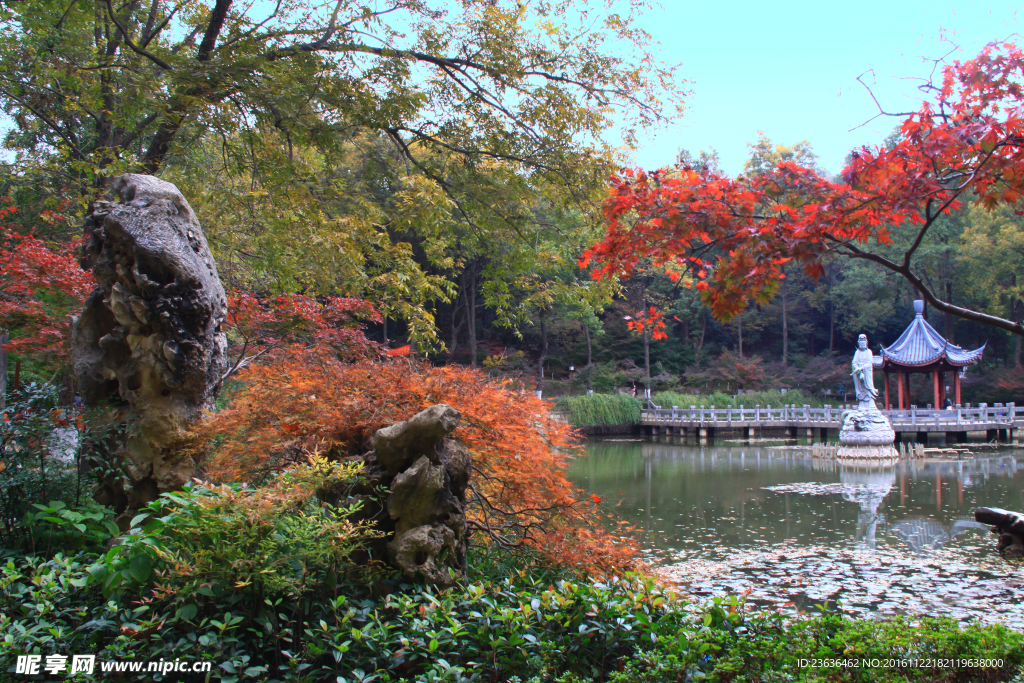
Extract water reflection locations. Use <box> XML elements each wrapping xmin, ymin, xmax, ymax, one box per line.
<box><xmin>888</xmin><ymin>517</ymin><xmax>991</xmax><ymax>555</ymax></box>
<box><xmin>570</xmin><ymin>440</ymin><xmax>1024</xmax><ymax>564</ymax></box>
<box><xmin>839</xmin><ymin>466</ymin><xmax>895</xmax><ymax>549</ymax></box>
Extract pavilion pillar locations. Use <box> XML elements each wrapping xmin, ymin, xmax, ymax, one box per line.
<box><xmin>884</xmin><ymin>373</ymin><xmax>891</xmax><ymax>410</ymax></box>
<box><xmin>932</xmin><ymin>369</ymin><xmax>940</xmax><ymax>409</ymax></box>
<box><xmin>897</xmin><ymin>371</ymin><xmax>905</xmax><ymax>409</ymax></box>
<box><xmin>954</xmin><ymin>371</ymin><xmax>961</xmax><ymax>406</ymax></box>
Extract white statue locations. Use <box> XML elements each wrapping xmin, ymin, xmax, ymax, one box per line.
<box><xmin>839</xmin><ymin>333</ymin><xmax>895</xmax><ymax>450</ymax></box>
<box><xmin>851</xmin><ymin>333</ymin><xmax>878</xmax><ymax>409</ymax></box>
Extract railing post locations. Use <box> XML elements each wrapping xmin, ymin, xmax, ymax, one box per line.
<box><xmin>690</xmin><ymin>405</ymin><xmax>696</xmax><ymax>420</ymax></box>
<box><xmin>911</xmin><ymin>405</ymin><xmax>917</xmax><ymax>426</ymax></box>
<box><xmin>1010</xmin><ymin>402</ymin><xmax>1016</xmax><ymax>424</ymax></box>
<box><xmin>700</xmin><ymin>405</ymin><xmax>704</xmax><ymax>422</ymax></box>
<box><xmin>957</xmin><ymin>405</ymin><xmax>962</xmax><ymax>425</ymax></box>
<box><xmin>755</xmin><ymin>404</ymin><xmax>760</xmax><ymax>421</ymax></box>
<box><xmin>804</xmin><ymin>404</ymin><xmax>810</xmax><ymax>421</ymax></box>
<box><xmin>672</xmin><ymin>405</ymin><xmax>678</xmax><ymax>420</ymax></box>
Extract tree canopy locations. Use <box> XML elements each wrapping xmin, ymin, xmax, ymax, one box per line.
<box><xmin>583</xmin><ymin>41</ymin><xmax>1024</xmax><ymax>338</ymax></box>
<box><xmin>0</xmin><ymin>0</ymin><xmax>684</xmax><ymax>346</ymax></box>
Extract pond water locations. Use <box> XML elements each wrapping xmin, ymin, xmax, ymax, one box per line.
<box><xmin>570</xmin><ymin>438</ymin><xmax>1024</xmax><ymax>627</ymax></box>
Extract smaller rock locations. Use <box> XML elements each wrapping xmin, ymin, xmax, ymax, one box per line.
<box><xmin>388</xmin><ymin>455</ymin><xmax>446</xmax><ymax>533</ymax></box>
<box><xmin>388</xmin><ymin>524</ymin><xmax>461</xmax><ymax>587</ymax></box>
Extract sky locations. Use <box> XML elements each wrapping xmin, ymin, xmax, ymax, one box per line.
<box><xmin>622</xmin><ymin>1</ymin><xmax>1021</xmax><ymax>176</ymax></box>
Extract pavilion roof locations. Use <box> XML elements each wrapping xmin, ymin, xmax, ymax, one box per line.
<box><xmin>873</xmin><ymin>300</ymin><xmax>985</xmax><ymax>369</ymax></box>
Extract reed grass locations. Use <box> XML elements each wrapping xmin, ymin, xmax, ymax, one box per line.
<box><xmin>554</xmin><ymin>393</ymin><xmax>643</xmax><ymax>427</ymax></box>
<box><xmin>553</xmin><ymin>388</ymin><xmax>836</xmax><ymax>427</ymax></box>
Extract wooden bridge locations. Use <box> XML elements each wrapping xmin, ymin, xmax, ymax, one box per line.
<box><xmin>640</xmin><ymin>402</ymin><xmax>1020</xmax><ymax>443</ymax></box>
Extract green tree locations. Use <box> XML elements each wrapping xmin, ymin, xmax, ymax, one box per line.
<box><xmin>959</xmin><ymin>203</ymin><xmax>1024</xmax><ymax>366</ymax></box>
<box><xmin>742</xmin><ymin>132</ymin><xmax>819</xmax><ymax>178</ymax></box>
<box><xmin>0</xmin><ymin>0</ymin><xmax>684</xmax><ymax>343</ymax></box>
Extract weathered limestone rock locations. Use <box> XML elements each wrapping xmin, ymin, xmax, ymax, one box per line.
<box><xmin>975</xmin><ymin>507</ymin><xmax>1024</xmax><ymax>558</ymax></box>
<box><xmin>71</xmin><ymin>174</ymin><xmax>227</xmax><ymax>516</ymax></box>
<box><xmin>374</xmin><ymin>404</ymin><xmax>463</xmax><ymax>476</ymax></box>
<box><xmin>323</xmin><ymin>404</ymin><xmax>470</xmax><ymax>586</ymax></box>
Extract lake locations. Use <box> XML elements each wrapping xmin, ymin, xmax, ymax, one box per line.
<box><xmin>570</xmin><ymin>438</ymin><xmax>1024</xmax><ymax>627</ymax></box>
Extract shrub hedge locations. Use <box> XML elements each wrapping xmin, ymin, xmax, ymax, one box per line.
<box><xmin>2</xmin><ymin>490</ymin><xmax>1022</xmax><ymax>682</ymax></box>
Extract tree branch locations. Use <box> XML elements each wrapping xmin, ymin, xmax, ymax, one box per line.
<box><xmin>103</xmin><ymin>0</ymin><xmax>172</xmax><ymax>69</ymax></box>
<box><xmin>196</xmin><ymin>0</ymin><xmax>232</xmax><ymax>61</ymax></box>
<box><xmin>838</xmin><ymin>240</ymin><xmax>1024</xmax><ymax>336</ymax></box>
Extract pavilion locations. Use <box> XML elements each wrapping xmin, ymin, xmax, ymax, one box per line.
<box><xmin>872</xmin><ymin>300</ymin><xmax>985</xmax><ymax>410</ymax></box>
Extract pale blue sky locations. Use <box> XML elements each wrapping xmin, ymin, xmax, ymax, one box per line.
<box><xmin>624</xmin><ymin>1</ymin><xmax>1021</xmax><ymax>175</ymax></box>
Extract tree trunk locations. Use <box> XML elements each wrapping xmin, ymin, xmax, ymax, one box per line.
<box><xmin>781</xmin><ymin>269</ymin><xmax>788</xmax><ymax>364</ymax></box>
<box><xmin>944</xmin><ymin>281</ymin><xmax>955</xmax><ymax>343</ymax></box>
<box><xmin>1015</xmin><ymin>298</ymin><xmax>1023</xmax><ymax>368</ymax></box>
<box><xmin>449</xmin><ymin>289</ymin><xmax>464</xmax><ymax>359</ymax></box>
<box><xmin>737</xmin><ymin>312</ymin><xmax>743</xmax><ymax>358</ymax></box>
<box><xmin>464</xmin><ymin>265</ymin><xmax>477</xmax><ymax>368</ymax></box>
<box><xmin>383</xmin><ymin>316</ymin><xmax>388</xmax><ymax>345</ymax></box>
<box><xmin>537</xmin><ymin>311</ymin><xmax>548</xmax><ymax>380</ymax></box>
<box><xmin>583</xmin><ymin>323</ymin><xmax>593</xmax><ymax>366</ymax></box>
<box><xmin>828</xmin><ymin>266</ymin><xmax>835</xmax><ymax>356</ymax></box>
<box><xmin>0</xmin><ymin>331</ymin><xmax>6</xmax><ymax>412</ymax></box>
<box><xmin>583</xmin><ymin>323</ymin><xmax>593</xmax><ymax>390</ymax></box>
<box><xmin>829</xmin><ymin>299</ymin><xmax>835</xmax><ymax>356</ymax></box>
<box><xmin>694</xmin><ymin>316</ymin><xmax>706</xmax><ymax>357</ymax></box>
<box><xmin>643</xmin><ymin>325</ymin><xmax>651</xmax><ymax>396</ymax></box>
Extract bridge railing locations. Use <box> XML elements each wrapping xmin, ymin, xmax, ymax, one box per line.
<box><xmin>641</xmin><ymin>403</ymin><xmax>1017</xmax><ymax>426</ymax></box>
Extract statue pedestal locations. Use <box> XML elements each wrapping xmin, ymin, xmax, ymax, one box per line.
<box><xmin>838</xmin><ymin>404</ymin><xmax>897</xmax><ymax>460</ymax></box>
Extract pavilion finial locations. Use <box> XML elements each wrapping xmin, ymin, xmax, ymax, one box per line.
<box><xmin>913</xmin><ymin>300</ymin><xmax>924</xmax><ymax>317</ymax></box>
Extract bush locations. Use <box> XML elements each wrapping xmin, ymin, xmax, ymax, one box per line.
<box><xmin>5</xmin><ymin>531</ymin><xmax>1023</xmax><ymax>683</ymax></box>
<box><xmin>0</xmin><ymin>381</ymin><xmax>126</xmax><ymax>556</ymax></box>
<box><xmin>652</xmin><ymin>388</ymin><xmax>824</xmax><ymax>410</ymax></box>
<box><xmin>192</xmin><ymin>350</ymin><xmax>640</xmax><ymax>577</ymax></box>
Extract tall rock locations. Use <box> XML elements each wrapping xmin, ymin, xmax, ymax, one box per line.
<box><xmin>71</xmin><ymin>174</ymin><xmax>227</xmax><ymax>516</ymax></box>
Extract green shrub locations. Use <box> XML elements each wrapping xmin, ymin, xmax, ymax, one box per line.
<box><xmin>4</xmin><ymin>529</ymin><xmax>1024</xmax><ymax>682</ymax></box>
<box><xmin>4</xmin><ymin>467</ymin><xmax>1023</xmax><ymax>682</ymax></box>
<box><xmin>652</xmin><ymin>388</ymin><xmax>825</xmax><ymax>410</ymax></box>
<box><xmin>0</xmin><ymin>382</ymin><xmax>125</xmax><ymax>556</ymax></box>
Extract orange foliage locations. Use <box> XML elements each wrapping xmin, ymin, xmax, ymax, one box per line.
<box><xmin>193</xmin><ymin>350</ymin><xmax>641</xmax><ymax>576</ymax></box>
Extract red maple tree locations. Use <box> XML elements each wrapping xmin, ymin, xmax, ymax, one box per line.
<box><xmin>194</xmin><ymin>350</ymin><xmax>641</xmax><ymax>576</ymax></box>
<box><xmin>583</xmin><ymin>41</ymin><xmax>1024</xmax><ymax>336</ymax></box>
<box><xmin>223</xmin><ymin>292</ymin><xmax>382</xmax><ymax>378</ymax></box>
<box><xmin>0</xmin><ymin>199</ymin><xmax>95</xmax><ymax>359</ymax></box>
